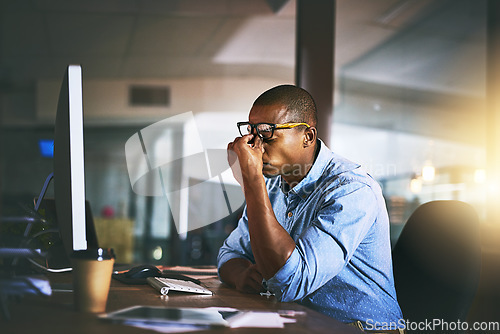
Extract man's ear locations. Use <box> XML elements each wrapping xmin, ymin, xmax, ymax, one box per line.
<box><xmin>303</xmin><ymin>127</ymin><xmax>317</xmax><ymax>147</ymax></box>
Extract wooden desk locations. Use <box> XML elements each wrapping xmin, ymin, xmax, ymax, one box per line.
<box><xmin>1</xmin><ymin>273</ymin><xmax>361</xmax><ymax>334</ymax></box>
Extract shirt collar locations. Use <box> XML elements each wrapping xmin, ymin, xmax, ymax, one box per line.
<box><xmin>280</xmin><ymin>139</ymin><xmax>360</xmax><ymax>199</ymax></box>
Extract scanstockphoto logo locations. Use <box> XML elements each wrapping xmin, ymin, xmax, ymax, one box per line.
<box><xmin>125</xmin><ymin>111</ymin><xmax>244</xmax><ymax>235</ymax></box>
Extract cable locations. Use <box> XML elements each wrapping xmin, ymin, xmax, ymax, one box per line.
<box><xmin>23</xmin><ymin>172</ymin><xmax>54</xmax><ymax>239</ymax></box>
<box><xmin>25</xmin><ymin>228</ymin><xmax>59</xmax><ymax>245</ymax></box>
<box><xmin>27</xmin><ymin>258</ymin><xmax>72</xmax><ymax>273</ymax></box>
<box><xmin>11</xmin><ymin>174</ymin><xmax>53</xmax><ymax>266</ymax></box>
<box><xmin>23</xmin><ymin>229</ymin><xmax>73</xmax><ymax>273</ymax></box>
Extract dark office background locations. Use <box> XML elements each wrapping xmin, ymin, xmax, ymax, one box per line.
<box><xmin>0</xmin><ymin>0</ymin><xmax>493</xmax><ymax>266</ymax></box>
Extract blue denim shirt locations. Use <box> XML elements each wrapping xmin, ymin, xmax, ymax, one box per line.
<box><xmin>218</xmin><ymin>140</ymin><xmax>403</xmax><ymax>328</ymax></box>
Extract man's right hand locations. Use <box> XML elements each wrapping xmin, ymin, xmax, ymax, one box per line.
<box><xmin>227</xmin><ymin>134</ymin><xmax>265</xmax><ymax>189</ymax></box>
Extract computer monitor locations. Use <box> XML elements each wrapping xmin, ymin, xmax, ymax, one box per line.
<box><xmin>53</xmin><ymin>65</ymin><xmax>89</xmax><ymax>256</ymax></box>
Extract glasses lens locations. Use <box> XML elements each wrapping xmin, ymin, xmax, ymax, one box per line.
<box><xmin>256</xmin><ymin>124</ymin><xmax>273</xmax><ymax>139</ymax></box>
<box><xmin>238</xmin><ymin>123</ymin><xmax>251</xmax><ymax>136</ymax></box>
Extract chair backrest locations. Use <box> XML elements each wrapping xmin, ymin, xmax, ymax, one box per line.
<box><xmin>392</xmin><ymin>200</ymin><xmax>481</xmax><ymax>331</ymax></box>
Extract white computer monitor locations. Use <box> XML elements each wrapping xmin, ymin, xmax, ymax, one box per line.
<box><xmin>53</xmin><ymin>65</ymin><xmax>88</xmax><ymax>254</ymax></box>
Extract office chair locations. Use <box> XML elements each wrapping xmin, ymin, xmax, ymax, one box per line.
<box><xmin>392</xmin><ymin>200</ymin><xmax>481</xmax><ymax>333</ymax></box>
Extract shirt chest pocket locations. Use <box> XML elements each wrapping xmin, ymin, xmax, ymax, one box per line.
<box><xmin>288</xmin><ymin>211</ymin><xmax>313</xmax><ymax>241</ymax></box>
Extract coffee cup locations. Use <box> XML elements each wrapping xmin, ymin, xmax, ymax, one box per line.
<box><xmin>71</xmin><ymin>248</ymin><xmax>115</xmax><ymax>313</ymax></box>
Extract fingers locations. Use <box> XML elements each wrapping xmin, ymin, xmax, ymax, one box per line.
<box><xmin>245</xmin><ymin>266</ymin><xmax>265</xmax><ymax>293</ymax></box>
<box><xmin>229</xmin><ymin>134</ymin><xmax>254</xmax><ymax>148</ymax></box>
<box><xmin>226</xmin><ymin>134</ymin><xmax>263</xmax><ymax>187</ymax></box>
<box><xmin>227</xmin><ymin>135</ymin><xmax>256</xmax><ymax>163</ymax></box>
<box><xmin>236</xmin><ymin>265</ymin><xmax>265</xmax><ymax>294</ymax></box>
<box><xmin>243</xmin><ymin>277</ymin><xmax>264</xmax><ymax>293</ymax></box>
<box><xmin>248</xmin><ymin>267</ymin><xmax>263</xmax><ymax>282</ymax></box>
<box><xmin>252</xmin><ymin>136</ymin><xmax>265</xmax><ymax>153</ymax></box>
<box><xmin>246</xmin><ymin>279</ymin><xmax>265</xmax><ymax>293</ymax></box>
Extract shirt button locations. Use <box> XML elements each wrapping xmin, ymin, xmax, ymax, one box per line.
<box><xmin>288</xmin><ymin>212</ymin><xmax>293</xmax><ymax>218</ymax></box>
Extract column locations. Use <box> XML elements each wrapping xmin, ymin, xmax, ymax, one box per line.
<box><xmin>295</xmin><ymin>0</ymin><xmax>336</xmax><ymax>145</ymax></box>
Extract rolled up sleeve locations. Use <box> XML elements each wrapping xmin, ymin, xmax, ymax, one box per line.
<box><xmin>217</xmin><ymin>206</ymin><xmax>255</xmax><ymax>271</ymax></box>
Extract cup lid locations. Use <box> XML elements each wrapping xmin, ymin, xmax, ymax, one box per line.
<box><xmin>71</xmin><ymin>248</ymin><xmax>115</xmax><ymax>261</ymax></box>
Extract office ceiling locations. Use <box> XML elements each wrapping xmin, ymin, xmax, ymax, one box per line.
<box><xmin>0</xmin><ymin>0</ymin><xmax>405</xmax><ymax>83</ymax></box>
<box><xmin>0</xmin><ymin>0</ymin><xmax>487</xmax><ymax>144</ymax></box>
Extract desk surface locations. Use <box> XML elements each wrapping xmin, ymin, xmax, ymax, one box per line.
<box><xmin>2</xmin><ymin>272</ymin><xmax>361</xmax><ymax>334</ymax></box>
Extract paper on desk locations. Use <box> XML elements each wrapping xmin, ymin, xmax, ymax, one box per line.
<box><xmin>122</xmin><ymin>308</ymin><xmax>296</xmax><ymax>333</ymax></box>
<box><xmin>227</xmin><ymin>311</ymin><xmax>296</xmax><ymax>328</ymax></box>
<box><xmin>123</xmin><ymin>321</ymin><xmax>208</xmax><ymax>333</ymax></box>
<box><xmin>206</xmin><ymin>307</ymin><xmax>297</xmax><ymax>329</ymax></box>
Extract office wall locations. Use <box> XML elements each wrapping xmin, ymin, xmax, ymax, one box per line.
<box><xmin>35</xmin><ymin>78</ymin><xmax>283</xmax><ymax>122</ymax></box>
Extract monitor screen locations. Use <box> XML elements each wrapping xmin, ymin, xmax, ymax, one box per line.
<box><xmin>53</xmin><ymin>65</ymin><xmax>88</xmax><ymax>254</ymax></box>
<box><xmin>38</xmin><ymin>139</ymin><xmax>54</xmax><ymax>158</ymax></box>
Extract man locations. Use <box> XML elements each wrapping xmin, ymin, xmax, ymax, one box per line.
<box><xmin>218</xmin><ymin>85</ymin><xmax>403</xmax><ymax>331</ymax></box>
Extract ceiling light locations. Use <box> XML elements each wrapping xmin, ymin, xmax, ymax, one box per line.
<box><xmin>422</xmin><ymin>164</ymin><xmax>435</xmax><ymax>182</ymax></box>
<box><xmin>474</xmin><ymin>169</ymin><xmax>486</xmax><ymax>184</ymax></box>
<box><xmin>410</xmin><ymin>177</ymin><xmax>422</xmax><ymax>193</ymax></box>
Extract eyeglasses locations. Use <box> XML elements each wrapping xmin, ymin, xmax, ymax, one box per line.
<box><xmin>237</xmin><ymin>122</ymin><xmax>310</xmax><ymax>140</ymax></box>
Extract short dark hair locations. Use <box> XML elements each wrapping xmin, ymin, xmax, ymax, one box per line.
<box><xmin>253</xmin><ymin>85</ymin><xmax>317</xmax><ymax>127</ymax></box>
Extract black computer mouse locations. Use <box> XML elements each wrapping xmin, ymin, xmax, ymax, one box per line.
<box><xmin>124</xmin><ymin>264</ymin><xmax>162</xmax><ymax>279</ymax></box>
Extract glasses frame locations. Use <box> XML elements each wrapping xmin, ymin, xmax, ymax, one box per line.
<box><xmin>237</xmin><ymin>122</ymin><xmax>311</xmax><ymax>140</ymax></box>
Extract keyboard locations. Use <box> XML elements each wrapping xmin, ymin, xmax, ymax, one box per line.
<box><xmin>147</xmin><ymin>277</ymin><xmax>213</xmax><ymax>295</ymax></box>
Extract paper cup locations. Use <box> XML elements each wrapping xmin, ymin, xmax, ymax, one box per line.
<box><xmin>71</xmin><ymin>248</ymin><xmax>115</xmax><ymax>313</ymax></box>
